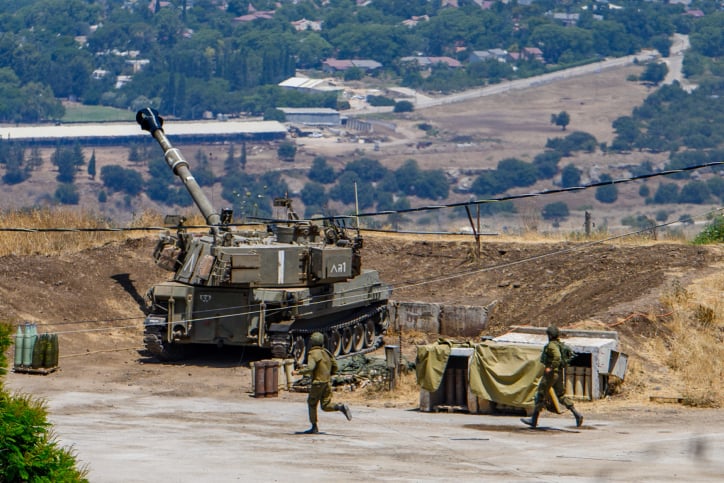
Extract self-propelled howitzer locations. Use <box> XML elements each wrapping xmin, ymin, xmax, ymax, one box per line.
<box><xmin>136</xmin><ymin>108</ymin><xmax>391</xmax><ymax>363</ymax></box>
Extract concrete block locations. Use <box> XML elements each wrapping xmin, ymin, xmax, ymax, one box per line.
<box><xmin>389</xmin><ymin>301</ymin><xmax>441</xmax><ymax>333</ymax></box>
<box><xmin>440</xmin><ymin>304</ymin><xmax>489</xmax><ymax>337</ymax></box>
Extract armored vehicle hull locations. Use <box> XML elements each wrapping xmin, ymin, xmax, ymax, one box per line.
<box><xmin>136</xmin><ymin>108</ymin><xmax>391</xmax><ymax>363</ymax></box>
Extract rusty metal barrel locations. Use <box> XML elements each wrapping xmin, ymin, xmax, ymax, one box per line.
<box><xmin>254</xmin><ymin>360</ymin><xmax>267</xmax><ymax>398</ymax></box>
<box><xmin>264</xmin><ymin>360</ymin><xmax>279</xmax><ymax>397</ymax></box>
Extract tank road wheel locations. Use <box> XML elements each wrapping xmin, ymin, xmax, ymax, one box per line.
<box><xmin>363</xmin><ymin>320</ymin><xmax>375</xmax><ymax>348</ymax></box>
<box><xmin>352</xmin><ymin>323</ymin><xmax>365</xmax><ymax>352</ymax></box>
<box><xmin>341</xmin><ymin>327</ymin><xmax>354</xmax><ymax>355</ymax></box>
<box><xmin>144</xmin><ymin>326</ymin><xmax>186</xmax><ymax>362</ymax></box>
<box><xmin>270</xmin><ymin>334</ymin><xmax>290</xmax><ymax>360</ymax></box>
<box><xmin>328</xmin><ymin>330</ymin><xmax>342</xmax><ymax>357</ymax></box>
<box><xmin>292</xmin><ymin>335</ymin><xmax>307</xmax><ymax>366</ymax></box>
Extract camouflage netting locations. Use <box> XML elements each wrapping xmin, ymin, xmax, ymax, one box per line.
<box><xmin>293</xmin><ymin>354</ymin><xmax>413</xmax><ymax>391</ymax></box>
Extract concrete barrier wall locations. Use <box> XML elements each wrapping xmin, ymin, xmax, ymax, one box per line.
<box><xmin>389</xmin><ymin>301</ymin><xmax>490</xmax><ymax>337</ymax></box>
<box><xmin>389</xmin><ymin>301</ymin><xmax>441</xmax><ymax>333</ymax></box>
<box><xmin>440</xmin><ymin>305</ymin><xmax>490</xmax><ymax>337</ymax></box>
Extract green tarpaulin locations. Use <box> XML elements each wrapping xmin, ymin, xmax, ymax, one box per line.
<box><xmin>416</xmin><ymin>341</ymin><xmax>543</xmax><ymax>408</ymax></box>
<box><xmin>415</xmin><ymin>339</ymin><xmax>473</xmax><ymax>393</ymax></box>
<box><xmin>469</xmin><ymin>342</ymin><xmax>543</xmax><ymax>408</ymax></box>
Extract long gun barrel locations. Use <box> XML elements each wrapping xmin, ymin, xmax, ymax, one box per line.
<box><xmin>136</xmin><ymin>108</ymin><xmax>221</xmax><ymax>229</ymax></box>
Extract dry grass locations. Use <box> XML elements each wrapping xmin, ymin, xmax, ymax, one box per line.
<box><xmin>628</xmin><ymin>276</ymin><xmax>724</xmax><ymax>408</ymax></box>
<box><xmin>0</xmin><ymin>208</ymin><xmax>210</xmax><ymax>257</ymax></box>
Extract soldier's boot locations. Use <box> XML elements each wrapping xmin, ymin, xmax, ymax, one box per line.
<box><xmin>570</xmin><ymin>407</ymin><xmax>584</xmax><ymax>427</ymax></box>
<box><xmin>303</xmin><ymin>423</ymin><xmax>319</xmax><ymax>434</ymax></box>
<box><xmin>337</xmin><ymin>404</ymin><xmax>352</xmax><ymax>421</ymax></box>
<box><xmin>521</xmin><ymin>408</ymin><xmax>540</xmax><ymax>428</ymax></box>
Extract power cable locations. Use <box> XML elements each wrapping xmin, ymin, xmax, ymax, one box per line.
<box><xmin>255</xmin><ymin>160</ymin><xmax>724</xmax><ymax>223</ymax></box>
<box><xmin>37</xmin><ymin>205</ymin><xmax>722</xmax><ymax>337</ymax></box>
<box><xmin>1</xmin><ymin>160</ymin><xmax>721</xmax><ymax>233</ymax></box>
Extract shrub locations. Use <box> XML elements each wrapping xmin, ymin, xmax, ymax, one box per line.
<box><xmin>678</xmin><ymin>181</ymin><xmax>711</xmax><ymax>204</ymax></box>
<box><xmin>561</xmin><ymin>164</ymin><xmax>581</xmax><ymax>188</ymax></box>
<box><xmin>595</xmin><ymin>174</ymin><xmax>618</xmax><ymax>203</ymax></box>
<box><xmin>652</xmin><ymin>182</ymin><xmax>679</xmax><ymax>204</ymax></box>
<box><xmin>622</xmin><ymin>214</ymin><xmax>654</xmax><ymax>230</ymax></box>
<box><xmin>344</xmin><ymin>158</ymin><xmax>388</xmax><ymax>182</ymax></box>
<box><xmin>595</xmin><ymin>183</ymin><xmax>618</xmax><ymax>203</ymax></box>
<box><xmin>366</xmin><ymin>95</ymin><xmax>395</xmax><ymax>107</ymax></box>
<box><xmin>533</xmin><ymin>151</ymin><xmax>561</xmax><ymax>179</ymax></box>
<box><xmin>693</xmin><ymin>215</ymin><xmax>724</xmax><ymax>244</ymax></box>
<box><xmin>0</xmin><ymin>322</ymin><xmax>88</xmax><ymax>482</ymax></box>
<box><xmin>394</xmin><ymin>100</ymin><xmax>414</xmax><ymax>113</ymax></box>
<box><xmin>308</xmin><ymin>157</ymin><xmax>336</xmax><ymax>184</ymax></box>
<box><xmin>301</xmin><ymin>182</ymin><xmax>328</xmax><ymax>208</ymax></box>
<box><xmin>54</xmin><ymin>183</ymin><xmax>80</xmax><ymax>205</ymax></box>
<box><xmin>542</xmin><ymin>201</ymin><xmax>569</xmax><ymax>221</ymax></box>
<box><xmin>655</xmin><ymin>210</ymin><xmax>669</xmax><ymax>222</ymax></box>
<box><xmin>100</xmin><ymin>165</ymin><xmax>143</xmax><ymax>195</ymax></box>
<box><xmin>277</xmin><ymin>142</ymin><xmax>297</xmax><ymax>162</ymax></box>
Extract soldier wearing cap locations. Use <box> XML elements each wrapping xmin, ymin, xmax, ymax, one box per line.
<box><xmin>522</xmin><ymin>325</ymin><xmax>584</xmax><ymax>428</ymax></box>
<box><xmin>297</xmin><ymin>332</ymin><xmax>352</xmax><ymax>434</ymax></box>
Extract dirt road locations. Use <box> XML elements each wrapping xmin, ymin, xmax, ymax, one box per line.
<box><xmin>6</xmin><ymin>352</ymin><xmax>723</xmax><ymax>482</ymax></box>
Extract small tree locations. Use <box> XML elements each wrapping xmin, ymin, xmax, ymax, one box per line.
<box><xmin>678</xmin><ymin>181</ymin><xmax>712</xmax><ymax>204</ymax></box>
<box><xmin>55</xmin><ymin>183</ymin><xmax>80</xmax><ymax>205</ymax></box>
<box><xmin>653</xmin><ymin>182</ymin><xmax>680</xmax><ymax>204</ymax></box>
<box><xmin>560</xmin><ymin>164</ymin><xmax>581</xmax><ymax>188</ymax></box>
<box><xmin>128</xmin><ymin>145</ymin><xmax>141</xmax><ymax>163</ymax></box>
<box><xmin>550</xmin><ymin>111</ymin><xmax>570</xmax><ymax>131</ymax></box>
<box><xmin>394</xmin><ymin>100</ymin><xmax>414</xmax><ymax>113</ymax></box>
<box><xmin>343</xmin><ymin>67</ymin><xmax>364</xmax><ymax>81</ymax></box>
<box><xmin>277</xmin><ymin>142</ymin><xmax>297</xmax><ymax>162</ymax></box>
<box><xmin>100</xmin><ymin>165</ymin><xmax>143</xmax><ymax>195</ymax></box>
<box><xmin>224</xmin><ymin>144</ymin><xmax>237</xmax><ymax>173</ymax></box>
<box><xmin>263</xmin><ymin>108</ymin><xmax>285</xmax><ymax>122</ymax></box>
<box><xmin>542</xmin><ymin>201</ymin><xmax>570</xmax><ymax>223</ymax></box>
<box><xmin>87</xmin><ymin>150</ymin><xmax>96</xmax><ymax>180</ymax></box>
<box><xmin>53</xmin><ymin>146</ymin><xmax>76</xmax><ymax>183</ymax></box>
<box><xmin>301</xmin><ymin>181</ymin><xmax>328</xmax><ymax>208</ymax></box>
<box><xmin>640</xmin><ymin>62</ymin><xmax>668</xmax><ymax>86</ymax></box>
<box><xmin>308</xmin><ymin>156</ymin><xmax>336</xmax><ymax>184</ymax></box>
<box><xmin>595</xmin><ymin>174</ymin><xmax>618</xmax><ymax>204</ymax></box>
<box><xmin>240</xmin><ymin>142</ymin><xmax>247</xmax><ymax>170</ymax></box>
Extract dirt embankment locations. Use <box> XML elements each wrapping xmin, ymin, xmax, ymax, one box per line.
<box><xmin>0</xmin><ymin>234</ymin><xmax>720</xmax><ymax>359</ymax></box>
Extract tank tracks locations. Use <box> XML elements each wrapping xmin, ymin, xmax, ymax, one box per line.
<box><xmin>143</xmin><ymin>325</ymin><xmax>186</xmax><ymax>362</ymax></box>
<box><xmin>270</xmin><ymin>305</ymin><xmax>388</xmax><ymax>364</ymax></box>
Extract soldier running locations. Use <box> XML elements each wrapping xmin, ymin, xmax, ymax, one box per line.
<box><xmin>522</xmin><ymin>325</ymin><xmax>584</xmax><ymax>428</ymax></box>
<box><xmin>297</xmin><ymin>332</ymin><xmax>352</xmax><ymax>434</ymax></box>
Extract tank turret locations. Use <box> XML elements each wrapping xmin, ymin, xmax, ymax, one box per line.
<box><xmin>137</xmin><ymin>109</ymin><xmax>390</xmax><ymax>364</ymax></box>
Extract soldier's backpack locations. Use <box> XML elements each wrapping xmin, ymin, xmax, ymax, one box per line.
<box><xmin>558</xmin><ymin>341</ymin><xmax>576</xmax><ymax>366</ymax></box>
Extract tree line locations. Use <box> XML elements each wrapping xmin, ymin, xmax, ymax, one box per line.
<box><xmin>0</xmin><ymin>0</ymin><xmax>716</xmax><ymax>121</ymax></box>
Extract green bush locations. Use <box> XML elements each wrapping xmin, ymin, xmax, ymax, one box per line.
<box><xmin>0</xmin><ymin>322</ymin><xmax>88</xmax><ymax>482</ymax></box>
<box><xmin>393</xmin><ymin>100</ymin><xmax>414</xmax><ymax>113</ymax></box>
<box><xmin>542</xmin><ymin>201</ymin><xmax>570</xmax><ymax>221</ymax></box>
<box><xmin>693</xmin><ymin>215</ymin><xmax>724</xmax><ymax>245</ymax></box>
<box><xmin>366</xmin><ymin>95</ymin><xmax>395</xmax><ymax>107</ymax></box>
<box><xmin>0</xmin><ymin>322</ymin><xmax>9</xmax><ymax>378</ymax></box>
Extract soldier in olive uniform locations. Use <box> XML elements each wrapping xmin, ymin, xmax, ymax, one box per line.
<box><xmin>522</xmin><ymin>325</ymin><xmax>584</xmax><ymax>428</ymax></box>
<box><xmin>297</xmin><ymin>332</ymin><xmax>352</xmax><ymax>434</ymax></box>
